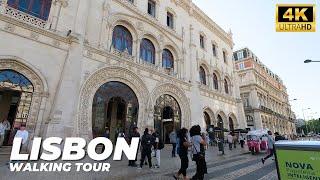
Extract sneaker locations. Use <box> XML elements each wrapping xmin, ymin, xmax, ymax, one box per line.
<box><xmin>154</xmin><ymin>165</ymin><xmax>160</xmax><ymax>168</ymax></box>
<box><xmin>261</xmin><ymin>158</ymin><xmax>265</xmax><ymax>164</ymax></box>
<box><xmin>137</xmin><ymin>167</ymin><xmax>142</xmax><ymax>170</ymax></box>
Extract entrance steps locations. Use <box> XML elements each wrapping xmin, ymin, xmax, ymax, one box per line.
<box><xmin>0</xmin><ymin>146</ymin><xmax>12</xmax><ymax>155</ymax></box>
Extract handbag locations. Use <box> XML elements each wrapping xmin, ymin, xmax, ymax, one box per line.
<box><xmin>192</xmin><ymin>140</ymin><xmax>205</xmax><ymax>161</ymax></box>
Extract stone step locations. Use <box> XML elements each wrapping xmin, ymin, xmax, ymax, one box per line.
<box><xmin>0</xmin><ymin>146</ymin><xmax>12</xmax><ymax>155</ymax></box>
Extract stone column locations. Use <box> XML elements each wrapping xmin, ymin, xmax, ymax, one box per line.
<box><xmin>0</xmin><ymin>0</ymin><xmax>7</xmax><ymax>14</ymax></box>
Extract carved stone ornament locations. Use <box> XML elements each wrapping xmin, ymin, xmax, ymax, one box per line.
<box><xmin>77</xmin><ymin>66</ymin><xmax>149</xmax><ymax>139</ymax></box>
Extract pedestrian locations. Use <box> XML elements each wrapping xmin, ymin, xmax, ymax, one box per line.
<box><xmin>128</xmin><ymin>126</ymin><xmax>140</xmax><ymax>167</ymax></box>
<box><xmin>190</xmin><ymin>125</ymin><xmax>207</xmax><ymax>180</ymax></box>
<box><xmin>227</xmin><ymin>133</ymin><xmax>233</xmax><ymax>150</ymax></box>
<box><xmin>261</xmin><ymin>131</ymin><xmax>275</xmax><ymax>164</ymax></box>
<box><xmin>2</xmin><ymin>118</ymin><xmax>11</xmax><ymax>146</ymax></box>
<box><xmin>14</xmin><ymin>124</ymin><xmax>29</xmax><ymax>152</ymax></box>
<box><xmin>239</xmin><ymin>134</ymin><xmax>245</xmax><ymax>148</ymax></box>
<box><xmin>169</xmin><ymin>130</ymin><xmax>177</xmax><ymax>157</ymax></box>
<box><xmin>174</xmin><ymin>128</ymin><xmax>191</xmax><ymax>180</ymax></box>
<box><xmin>138</xmin><ymin>128</ymin><xmax>153</xmax><ymax>169</ymax></box>
<box><xmin>154</xmin><ymin>131</ymin><xmax>163</xmax><ymax>168</ymax></box>
<box><xmin>233</xmin><ymin>133</ymin><xmax>237</xmax><ymax>149</ymax></box>
<box><xmin>0</xmin><ymin>120</ymin><xmax>5</xmax><ymax>147</ymax></box>
<box><xmin>275</xmin><ymin>132</ymin><xmax>285</xmax><ymax>141</ymax></box>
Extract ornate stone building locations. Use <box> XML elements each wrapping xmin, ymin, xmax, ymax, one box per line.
<box><xmin>234</xmin><ymin>48</ymin><xmax>296</xmax><ymax>135</ymax></box>
<box><xmin>0</xmin><ymin>0</ymin><xmax>246</xmax><ymax>145</ymax></box>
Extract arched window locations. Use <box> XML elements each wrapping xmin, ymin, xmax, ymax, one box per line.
<box><xmin>112</xmin><ymin>25</ymin><xmax>133</xmax><ymax>55</ymax></box>
<box><xmin>162</xmin><ymin>49</ymin><xmax>174</xmax><ymax>69</ymax></box>
<box><xmin>7</xmin><ymin>0</ymin><xmax>52</xmax><ymax>20</ymax></box>
<box><xmin>140</xmin><ymin>38</ymin><xmax>155</xmax><ymax>64</ymax></box>
<box><xmin>213</xmin><ymin>73</ymin><xmax>219</xmax><ymax>90</ymax></box>
<box><xmin>224</xmin><ymin>79</ymin><xmax>229</xmax><ymax>94</ymax></box>
<box><xmin>199</xmin><ymin>66</ymin><xmax>206</xmax><ymax>85</ymax></box>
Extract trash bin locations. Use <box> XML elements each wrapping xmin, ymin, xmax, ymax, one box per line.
<box><xmin>275</xmin><ymin>141</ymin><xmax>320</xmax><ymax>180</ymax></box>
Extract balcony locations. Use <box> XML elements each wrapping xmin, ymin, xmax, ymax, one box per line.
<box><xmin>0</xmin><ymin>2</ymin><xmax>47</xmax><ymax>29</ymax></box>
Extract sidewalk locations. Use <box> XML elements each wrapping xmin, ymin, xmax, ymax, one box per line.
<box><xmin>0</xmin><ymin>144</ymin><xmax>250</xmax><ymax>180</ymax></box>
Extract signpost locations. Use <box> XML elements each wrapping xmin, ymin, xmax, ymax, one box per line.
<box><xmin>275</xmin><ymin>141</ymin><xmax>320</xmax><ymax>180</ymax></box>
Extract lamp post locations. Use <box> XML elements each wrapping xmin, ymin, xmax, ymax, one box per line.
<box><xmin>304</xmin><ymin>59</ymin><xmax>320</xmax><ymax>63</ymax></box>
<box><xmin>302</xmin><ymin>108</ymin><xmax>311</xmax><ymax>134</ymax></box>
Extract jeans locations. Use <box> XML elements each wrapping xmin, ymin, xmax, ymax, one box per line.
<box><xmin>263</xmin><ymin>149</ymin><xmax>275</xmax><ymax>160</ymax></box>
<box><xmin>178</xmin><ymin>154</ymin><xmax>188</xmax><ymax>176</ymax></box>
<box><xmin>228</xmin><ymin>143</ymin><xmax>232</xmax><ymax>150</ymax></box>
<box><xmin>155</xmin><ymin>149</ymin><xmax>160</xmax><ymax>166</ymax></box>
<box><xmin>172</xmin><ymin>143</ymin><xmax>176</xmax><ymax>157</ymax></box>
<box><xmin>0</xmin><ymin>134</ymin><xmax>4</xmax><ymax>147</ymax></box>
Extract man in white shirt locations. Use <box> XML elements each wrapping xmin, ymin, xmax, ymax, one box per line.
<box><xmin>0</xmin><ymin>120</ymin><xmax>5</xmax><ymax>147</ymax></box>
<box><xmin>227</xmin><ymin>133</ymin><xmax>233</xmax><ymax>150</ymax></box>
<box><xmin>15</xmin><ymin>124</ymin><xmax>29</xmax><ymax>152</ymax></box>
<box><xmin>2</xmin><ymin>118</ymin><xmax>11</xmax><ymax>146</ymax></box>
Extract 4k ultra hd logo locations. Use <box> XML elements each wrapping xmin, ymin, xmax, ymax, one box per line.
<box><xmin>276</xmin><ymin>4</ymin><xmax>316</xmax><ymax>32</ymax></box>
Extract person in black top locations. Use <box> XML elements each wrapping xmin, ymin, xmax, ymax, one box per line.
<box><xmin>128</xmin><ymin>126</ymin><xmax>140</xmax><ymax>167</ymax></box>
<box><xmin>275</xmin><ymin>132</ymin><xmax>285</xmax><ymax>141</ymax></box>
<box><xmin>174</xmin><ymin>128</ymin><xmax>191</xmax><ymax>180</ymax></box>
<box><xmin>138</xmin><ymin>128</ymin><xmax>153</xmax><ymax>169</ymax></box>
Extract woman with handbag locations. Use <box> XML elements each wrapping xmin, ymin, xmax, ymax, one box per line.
<box><xmin>190</xmin><ymin>125</ymin><xmax>207</xmax><ymax>180</ymax></box>
<box><xmin>174</xmin><ymin>128</ymin><xmax>191</xmax><ymax>180</ymax></box>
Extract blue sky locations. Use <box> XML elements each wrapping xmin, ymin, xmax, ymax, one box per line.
<box><xmin>193</xmin><ymin>0</ymin><xmax>320</xmax><ymax>119</ymax></box>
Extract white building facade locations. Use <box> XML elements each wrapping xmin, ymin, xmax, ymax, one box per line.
<box><xmin>0</xmin><ymin>0</ymin><xmax>246</xmax><ymax>144</ymax></box>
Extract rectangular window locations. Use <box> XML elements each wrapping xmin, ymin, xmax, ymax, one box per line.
<box><xmin>239</xmin><ymin>62</ymin><xmax>245</xmax><ymax>70</ymax></box>
<box><xmin>148</xmin><ymin>0</ymin><xmax>156</xmax><ymax>17</ymax></box>
<box><xmin>237</xmin><ymin>51</ymin><xmax>244</xmax><ymax>59</ymax></box>
<box><xmin>212</xmin><ymin>44</ymin><xmax>217</xmax><ymax>56</ymax></box>
<box><xmin>200</xmin><ymin>35</ymin><xmax>205</xmax><ymax>49</ymax></box>
<box><xmin>223</xmin><ymin>51</ymin><xmax>227</xmax><ymax>63</ymax></box>
<box><xmin>167</xmin><ymin>12</ymin><xmax>174</xmax><ymax>29</ymax></box>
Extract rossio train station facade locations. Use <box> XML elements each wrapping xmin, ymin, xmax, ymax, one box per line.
<box><xmin>0</xmin><ymin>0</ymin><xmax>246</xmax><ymax>145</ymax></box>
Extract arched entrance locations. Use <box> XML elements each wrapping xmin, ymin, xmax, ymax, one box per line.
<box><xmin>229</xmin><ymin>117</ymin><xmax>234</xmax><ymax>131</ymax></box>
<box><xmin>0</xmin><ymin>70</ymin><xmax>34</xmax><ymax>145</ymax></box>
<box><xmin>92</xmin><ymin>81</ymin><xmax>139</xmax><ymax>143</ymax></box>
<box><xmin>154</xmin><ymin>94</ymin><xmax>181</xmax><ymax>143</ymax></box>
<box><xmin>204</xmin><ymin>112</ymin><xmax>211</xmax><ymax>130</ymax></box>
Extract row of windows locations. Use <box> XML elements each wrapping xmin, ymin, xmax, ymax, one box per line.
<box><xmin>128</xmin><ymin>0</ymin><xmax>174</xmax><ymax>30</ymax></box>
<box><xmin>199</xmin><ymin>67</ymin><xmax>230</xmax><ymax>94</ymax></box>
<box><xmin>112</xmin><ymin>25</ymin><xmax>174</xmax><ymax>69</ymax></box>
<box><xmin>128</xmin><ymin>0</ymin><xmax>228</xmax><ymax>65</ymax></box>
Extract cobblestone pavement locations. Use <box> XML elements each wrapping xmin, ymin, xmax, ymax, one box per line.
<box><xmin>0</xmin><ymin>144</ymin><xmax>278</xmax><ymax>180</ymax></box>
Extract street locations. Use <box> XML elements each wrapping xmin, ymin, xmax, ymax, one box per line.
<box><xmin>0</xmin><ymin>144</ymin><xmax>278</xmax><ymax>180</ymax></box>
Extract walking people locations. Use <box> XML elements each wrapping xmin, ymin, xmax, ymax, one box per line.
<box><xmin>2</xmin><ymin>118</ymin><xmax>11</xmax><ymax>146</ymax></box>
<box><xmin>239</xmin><ymin>134</ymin><xmax>245</xmax><ymax>148</ymax></box>
<box><xmin>227</xmin><ymin>133</ymin><xmax>233</xmax><ymax>150</ymax></box>
<box><xmin>0</xmin><ymin>120</ymin><xmax>5</xmax><ymax>147</ymax></box>
<box><xmin>169</xmin><ymin>130</ymin><xmax>177</xmax><ymax>157</ymax></box>
<box><xmin>14</xmin><ymin>124</ymin><xmax>29</xmax><ymax>152</ymax></box>
<box><xmin>154</xmin><ymin>131</ymin><xmax>164</xmax><ymax>168</ymax></box>
<box><xmin>261</xmin><ymin>131</ymin><xmax>275</xmax><ymax>164</ymax></box>
<box><xmin>233</xmin><ymin>133</ymin><xmax>237</xmax><ymax>149</ymax></box>
<box><xmin>138</xmin><ymin>128</ymin><xmax>153</xmax><ymax>169</ymax></box>
<box><xmin>174</xmin><ymin>128</ymin><xmax>191</xmax><ymax>180</ymax></box>
<box><xmin>190</xmin><ymin>125</ymin><xmax>207</xmax><ymax>180</ymax></box>
<box><xmin>128</xmin><ymin>126</ymin><xmax>140</xmax><ymax>167</ymax></box>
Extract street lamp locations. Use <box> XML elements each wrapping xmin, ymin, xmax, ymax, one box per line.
<box><xmin>304</xmin><ymin>59</ymin><xmax>320</xmax><ymax>63</ymax></box>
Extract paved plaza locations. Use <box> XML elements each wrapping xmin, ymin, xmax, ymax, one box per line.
<box><xmin>0</xmin><ymin>144</ymin><xmax>278</xmax><ymax>180</ymax></box>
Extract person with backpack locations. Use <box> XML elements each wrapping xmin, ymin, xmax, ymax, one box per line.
<box><xmin>173</xmin><ymin>128</ymin><xmax>191</xmax><ymax>180</ymax></box>
<box><xmin>154</xmin><ymin>130</ymin><xmax>164</xmax><ymax>168</ymax></box>
<box><xmin>138</xmin><ymin>128</ymin><xmax>153</xmax><ymax>169</ymax></box>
